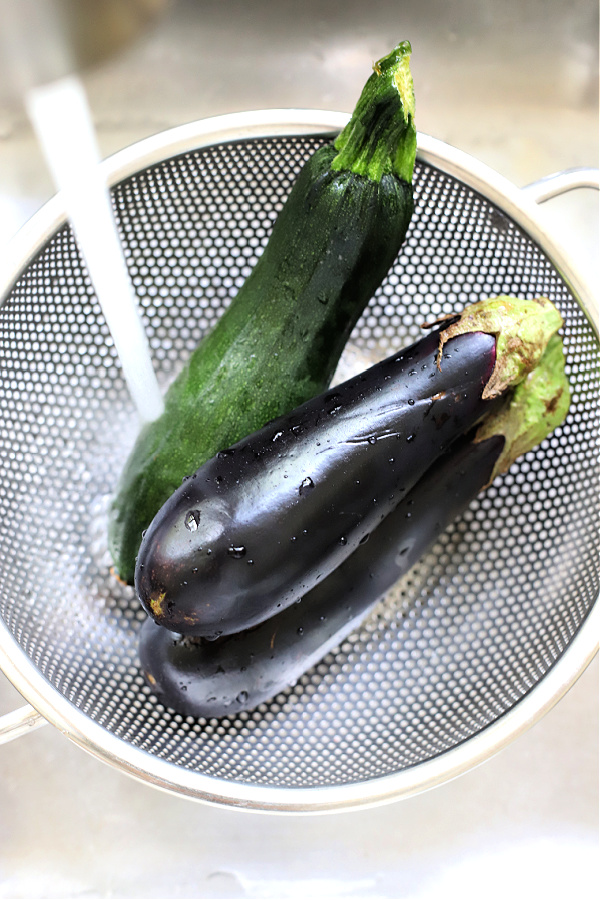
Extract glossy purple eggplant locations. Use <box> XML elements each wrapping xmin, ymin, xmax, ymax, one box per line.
<box><xmin>138</xmin><ymin>433</ymin><xmax>504</xmax><ymax>717</ymax></box>
<box><xmin>135</xmin><ymin>296</ymin><xmax>563</xmax><ymax>639</ymax></box>
<box><xmin>138</xmin><ymin>330</ymin><xmax>570</xmax><ymax>717</ymax></box>
<box><xmin>136</xmin><ymin>328</ymin><xmax>495</xmax><ymax>637</ymax></box>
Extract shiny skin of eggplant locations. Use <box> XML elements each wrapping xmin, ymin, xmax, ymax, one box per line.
<box><xmin>135</xmin><ymin>328</ymin><xmax>496</xmax><ymax>637</ymax></box>
<box><xmin>139</xmin><ymin>433</ymin><xmax>504</xmax><ymax>718</ymax></box>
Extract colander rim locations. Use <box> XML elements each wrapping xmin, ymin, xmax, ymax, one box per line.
<box><xmin>0</xmin><ymin>109</ymin><xmax>598</xmax><ymax>812</ymax></box>
<box><xmin>2</xmin><ymin>108</ymin><xmax>598</xmax><ymax>332</ymax></box>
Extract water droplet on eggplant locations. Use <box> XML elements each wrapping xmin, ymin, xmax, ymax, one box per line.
<box><xmin>299</xmin><ymin>476</ymin><xmax>315</xmax><ymax>495</ymax></box>
<box><xmin>228</xmin><ymin>545</ymin><xmax>246</xmax><ymax>559</ymax></box>
<box><xmin>184</xmin><ymin>510</ymin><xmax>201</xmax><ymax>532</ymax></box>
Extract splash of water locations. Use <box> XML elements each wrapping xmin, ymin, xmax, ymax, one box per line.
<box><xmin>25</xmin><ymin>75</ymin><xmax>164</xmax><ymax>424</ymax></box>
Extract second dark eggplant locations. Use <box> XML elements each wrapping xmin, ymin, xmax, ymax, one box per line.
<box><xmin>139</xmin><ymin>434</ymin><xmax>503</xmax><ymax>718</ymax></box>
<box><xmin>139</xmin><ymin>333</ymin><xmax>570</xmax><ymax>718</ymax></box>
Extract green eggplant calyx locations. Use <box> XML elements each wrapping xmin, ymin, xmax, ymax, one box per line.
<box><xmin>331</xmin><ymin>40</ymin><xmax>417</xmax><ymax>184</ymax></box>
<box><xmin>475</xmin><ymin>333</ymin><xmax>570</xmax><ymax>483</ymax></box>
<box><xmin>434</xmin><ymin>295</ymin><xmax>564</xmax><ymax>399</ymax></box>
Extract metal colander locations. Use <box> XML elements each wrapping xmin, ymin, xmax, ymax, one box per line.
<box><xmin>0</xmin><ymin>111</ymin><xmax>598</xmax><ymax>813</ymax></box>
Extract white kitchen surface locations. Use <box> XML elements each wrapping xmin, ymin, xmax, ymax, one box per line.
<box><xmin>0</xmin><ymin>1</ymin><xmax>598</xmax><ymax>897</ymax></box>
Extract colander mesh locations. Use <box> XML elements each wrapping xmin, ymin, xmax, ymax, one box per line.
<box><xmin>0</xmin><ymin>135</ymin><xmax>598</xmax><ymax>788</ymax></box>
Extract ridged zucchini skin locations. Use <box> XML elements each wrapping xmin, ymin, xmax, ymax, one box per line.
<box><xmin>135</xmin><ymin>328</ymin><xmax>497</xmax><ymax>637</ymax></box>
<box><xmin>109</xmin><ymin>141</ymin><xmax>414</xmax><ymax>584</ymax></box>
<box><xmin>138</xmin><ymin>434</ymin><xmax>505</xmax><ymax>718</ymax></box>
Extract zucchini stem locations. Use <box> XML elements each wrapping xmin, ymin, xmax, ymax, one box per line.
<box><xmin>331</xmin><ymin>40</ymin><xmax>417</xmax><ymax>184</ymax></box>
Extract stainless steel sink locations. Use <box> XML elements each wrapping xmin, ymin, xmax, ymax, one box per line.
<box><xmin>0</xmin><ymin>1</ymin><xmax>597</xmax><ymax>897</ymax></box>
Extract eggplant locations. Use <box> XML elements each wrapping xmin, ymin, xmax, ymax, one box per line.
<box><xmin>139</xmin><ymin>434</ymin><xmax>502</xmax><ymax>717</ymax></box>
<box><xmin>135</xmin><ymin>296</ymin><xmax>563</xmax><ymax>638</ymax></box>
<box><xmin>138</xmin><ymin>332</ymin><xmax>570</xmax><ymax>718</ymax></box>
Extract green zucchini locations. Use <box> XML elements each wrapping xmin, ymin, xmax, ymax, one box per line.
<box><xmin>109</xmin><ymin>40</ymin><xmax>417</xmax><ymax>584</ymax></box>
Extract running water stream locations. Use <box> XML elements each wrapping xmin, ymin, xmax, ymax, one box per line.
<box><xmin>25</xmin><ymin>75</ymin><xmax>165</xmax><ymax>424</ymax></box>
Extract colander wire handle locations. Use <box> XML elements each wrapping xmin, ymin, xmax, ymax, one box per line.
<box><xmin>0</xmin><ymin>703</ymin><xmax>46</xmax><ymax>745</ymax></box>
<box><xmin>522</xmin><ymin>166</ymin><xmax>600</xmax><ymax>203</ymax></box>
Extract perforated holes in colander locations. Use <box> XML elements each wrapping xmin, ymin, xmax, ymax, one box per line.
<box><xmin>0</xmin><ymin>133</ymin><xmax>598</xmax><ymax>789</ymax></box>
